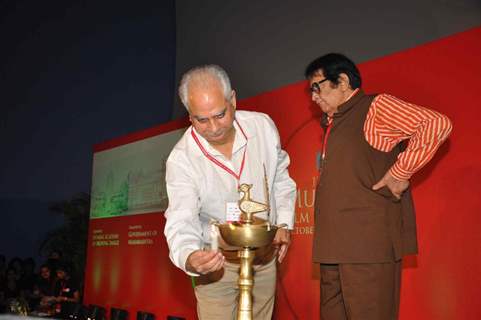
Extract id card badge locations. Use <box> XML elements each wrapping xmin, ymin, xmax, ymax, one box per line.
<box><xmin>226</xmin><ymin>201</ymin><xmax>241</xmax><ymax>222</ymax></box>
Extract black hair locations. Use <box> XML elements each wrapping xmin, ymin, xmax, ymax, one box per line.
<box><xmin>39</xmin><ymin>263</ymin><xmax>51</xmax><ymax>270</ymax></box>
<box><xmin>55</xmin><ymin>261</ymin><xmax>72</xmax><ymax>275</ymax></box>
<box><xmin>304</xmin><ymin>53</ymin><xmax>362</xmax><ymax>89</ymax></box>
<box><xmin>8</xmin><ymin>257</ymin><xmax>23</xmax><ymax>269</ymax></box>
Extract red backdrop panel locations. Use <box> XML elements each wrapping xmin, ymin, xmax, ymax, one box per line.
<box><xmin>84</xmin><ymin>26</ymin><xmax>481</xmax><ymax>319</ymax></box>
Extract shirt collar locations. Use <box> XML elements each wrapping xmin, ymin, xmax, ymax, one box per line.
<box><xmin>321</xmin><ymin>88</ymin><xmax>364</xmax><ymax>127</ymax></box>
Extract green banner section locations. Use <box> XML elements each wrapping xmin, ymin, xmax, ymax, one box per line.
<box><xmin>90</xmin><ymin>128</ymin><xmax>186</xmax><ymax>219</ymax></box>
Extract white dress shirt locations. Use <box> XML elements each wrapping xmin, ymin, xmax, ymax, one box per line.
<box><xmin>164</xmin><ymin>110</ymin><xmax>296</xmax><ymax>274</ymax></box>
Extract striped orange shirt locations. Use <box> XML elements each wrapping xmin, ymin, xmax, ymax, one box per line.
<box><xmin>363</xmin><ymin>93</ymin><xmax>453</xmax><ymax>180</ymax></box>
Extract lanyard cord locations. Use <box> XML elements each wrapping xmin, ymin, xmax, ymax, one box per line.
<box><xmin>321</xmin><ymin>121</ymin><xmax>333</xmax><ymax>161</ymax></box>
<box><xmin>191</xmin><ymin>119</ymin><xmax>248</xmax><ymax>181</ymax></box>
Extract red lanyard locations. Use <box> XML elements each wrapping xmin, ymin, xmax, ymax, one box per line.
<box><xmin>321</xmin><ymin>120</ymin><xmax>333</xmax><ymax>161</ymax></box>
<box><xmin>191</xmin><ymin>120</ymin><xmax>248</xmax><ymax>182</ymax></box>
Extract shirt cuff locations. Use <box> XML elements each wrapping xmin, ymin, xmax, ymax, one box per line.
<box><xmin>179</xmin><ymin>246</ymin><xmax>201</xmax><ymax>277</ymax></box>
<box><xmin>275</xmin><ymin>210</ymin><xmax>295</xmax><ymax>230</ymax></box>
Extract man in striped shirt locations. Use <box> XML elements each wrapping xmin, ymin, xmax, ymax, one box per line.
<box><xmin>305</xmin><ymin>53</ymin><xmax>452</xmax><ymax>320</ymax></box>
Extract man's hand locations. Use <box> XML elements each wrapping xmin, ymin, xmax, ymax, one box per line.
<box><xmin>186</xmin><ymin>249</ymin><xmax>225</xmax><ymax>274</ymax></box>
<box><xmin>372</xmin><ymin>171</ymin><xmax>409</xmax><ymax>200</ymax></box>
<box><xmin>273</xmin><ymin>228</ymin><xmax>291</xmax><ymax>263</ymax></box>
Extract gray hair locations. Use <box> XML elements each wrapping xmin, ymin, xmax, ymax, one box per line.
<box><xmin>178</xmin><ymin>64</ymin><xmax>232</xmax><ymax>111</ymax></box>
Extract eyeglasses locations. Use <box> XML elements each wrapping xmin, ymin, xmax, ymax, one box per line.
<box><xmin>309</xmin><ymin>78</ymin><xmax>329</xmax><ymax>94</ymax></box>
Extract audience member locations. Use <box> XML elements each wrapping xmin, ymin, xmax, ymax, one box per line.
<box><xmin>20</xmin><ymin>258</ymin><xmax>36</xmax><ymax>293</ymax></box>
<box><xmin>29</xmin><ymin>264</ymin><xmax>56</xmax><ymax>313</ymax></box>
<box><xmin>7</xmin><ymin>258</ymin><xmax>23</xmax><ymax>282</ymax></box>
<box><xmin>34</xmin><ymin>264</ymin><xmax>56</xmax><ymax>298</ymax></box>
<box><xmin>46</xmin><ymin>250</ymin><xmax>63</xmax><ymax>275</ymax></box>
<box><xmin>0</xmin><ymin>253</ymin><xmax>81</xmax><ymax>316</ymax></box>
<box><xmin>0</xmin><ymin>267</ymin><xmax>22</xmax><ymax>312</ymax></box>
<box><xmin>52</xmin><ymin>262</ymin><xmax>80</xmax><ymax>317</ymax></box>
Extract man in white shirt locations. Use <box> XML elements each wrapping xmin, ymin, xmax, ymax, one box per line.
<box><xmin>164</xmin><ymin>64</ymin><xmax>296</xmax><ymax>319</ymax></box>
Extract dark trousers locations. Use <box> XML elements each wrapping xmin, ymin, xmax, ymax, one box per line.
<box><xmin>320</xmin><ymin>261</ymin><xmax>402</xmax><ymax>320</ymax></box>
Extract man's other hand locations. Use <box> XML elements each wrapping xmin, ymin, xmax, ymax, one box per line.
<box><xmin>273</xmin><ymin>228</ymin><xmax>291</xmax><ymax>263</ymax></box>
<box><xmin>372</xmin><ymin>171</ymin><xmax>409</xmax><ymax>200</ymax></box>
<box><xmin>186</xmin><ymin>249</ymin><xmax>225</xmax><ymax>274</ymax></box>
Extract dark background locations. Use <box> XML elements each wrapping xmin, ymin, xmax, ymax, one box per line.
<box><xmin>0</xmin><ymin>1</ymin><xmax>176</xmax><ymax>261</ymax></box>
<box><xmin>174</xmin><ymin>0</ymin><xmax>481</xmax><ymax>117</ymax></box>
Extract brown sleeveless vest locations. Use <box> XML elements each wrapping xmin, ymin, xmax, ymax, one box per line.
<box><xmin>312</xmin><ymin>90</ymin><xmax>418</xmax><ymax>263</ymax></box>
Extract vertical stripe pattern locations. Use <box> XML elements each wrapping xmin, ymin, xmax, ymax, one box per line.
<box><xmin>364</xmin><ymin>94</ymin><xmax>452</xmax><ymax>180</ymax></box>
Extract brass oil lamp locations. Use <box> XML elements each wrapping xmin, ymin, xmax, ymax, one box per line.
<box><xmin>214</xmin><ymin>168</ymin><xmax>286</xmax><ymax>320</ymax></box>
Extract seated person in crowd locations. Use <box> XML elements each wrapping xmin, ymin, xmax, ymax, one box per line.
<box><xmin>20</xmin><ymin>257</ymin><xmax>37</xmax><ymax>309</ymax></box>
<box><xmin>52</xmin><ymin>263</ymin><xmax>80</xmax><ymax>317</ymax></box>
<box><xmin>20</xmin><ymin>258</ymin><xmax>37</xmax><ymax>292</ymax></box>
<box><xmin>34</xmin><ymin>264</ymin><xmax>56</xmax><ymax>298</ymax></box>
<box><xmin>46</xmin><ymin>250</ymin><xmax>63</xmax><ymax>275</ymax></box>
<box><xmin>7</xmin><ymin>258</ymin><xmax>23</xmax><ymax>282</ymax></box>
<box><xmin>32</xmin><ymin>264</ymin><xmax>57</xmax><ymax>313</ymax></box>
<box><xmin>0</xmin><ymin>267</ymin><xmax>22</xmax><ymax>312</ymax></box>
